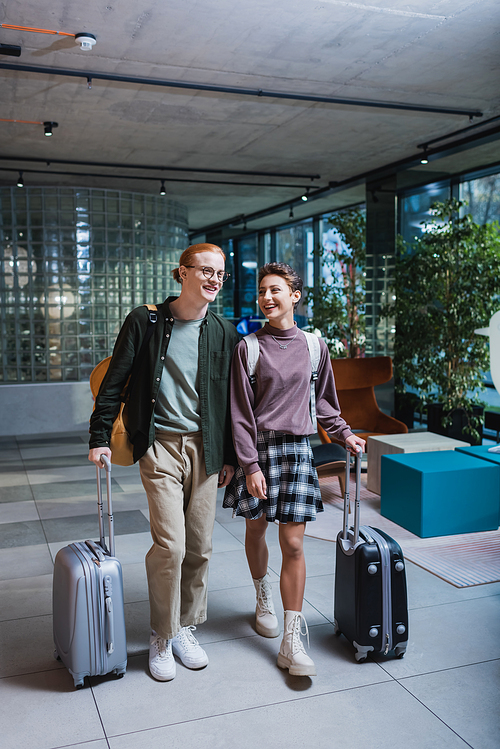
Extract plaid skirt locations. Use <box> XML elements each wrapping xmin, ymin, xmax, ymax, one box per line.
<box><xmin>223</xmin><ymin>431</ymin><xmax>323</xmax><ymax>524</ymax></box>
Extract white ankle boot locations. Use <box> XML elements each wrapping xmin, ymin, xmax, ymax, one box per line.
<box><xmin>277</xmin><ymin>610</ymin><xmax>316</xmax><ymax>676</ymax></box>
<box><xmin>253</xmin><ymin>573</ymin><xmax>280</xmax><ymax>638</ymax></box>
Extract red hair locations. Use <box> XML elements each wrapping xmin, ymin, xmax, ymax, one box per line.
<box><xmin>172</xmin><ymin>243</ymin><xmax>226</xmax><ymax>283</ymax></box>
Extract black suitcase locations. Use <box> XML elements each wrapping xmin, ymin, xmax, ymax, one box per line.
<box><xmin>53</xmin><ymin>454</ymin><xmax>127</xmax><ymax>688</ymax></box>
<box><xmin>334</xmin><ymin>447</ymin><xmax>408</xmax><ymax>662</ymax></box>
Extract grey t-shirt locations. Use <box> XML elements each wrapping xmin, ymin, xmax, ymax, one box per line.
<box><xmin>154</xmin><ymin>317</ymin><xmax>203</xmax><ymax>433</ymax></box>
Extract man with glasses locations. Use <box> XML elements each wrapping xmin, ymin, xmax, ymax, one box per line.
<box><xmin>89</xmin><ymin>243</ymin><xmax>239</xmax><ymax>681</ymax></box>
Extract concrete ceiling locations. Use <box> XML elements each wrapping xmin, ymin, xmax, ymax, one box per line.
<box><xmin>1</xmin><ymin>0</ymin><xmax>499</xmax><ymax>234</ymax></box>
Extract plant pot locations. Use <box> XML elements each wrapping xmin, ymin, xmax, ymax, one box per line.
<box><xmin>395</xmin><ymin>392</ymin><xmax>421</xmax><ymax>429</ymax></box>
<box><xmin>426</xmin><ymin>403</ymin><xmax>484</xmax><ymax>445</ymax></box>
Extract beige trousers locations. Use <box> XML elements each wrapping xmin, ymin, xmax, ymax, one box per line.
<box><xmin>139</xmin><ymin>431</ymin><xmax>219</xmax><ymax>640</ymax></box>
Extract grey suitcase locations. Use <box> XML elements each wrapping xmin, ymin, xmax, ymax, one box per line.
<box><xmin>53</xmin><ymin>454</ymin><xmax>127</xmax><ymax>688</ymax></box>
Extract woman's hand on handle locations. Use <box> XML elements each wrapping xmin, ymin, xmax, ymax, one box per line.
<box><xmin>345</xmin><ymin>434</ymin><xmax>366</xmax><ymax>455</ymax></box>
<box><xmin>88</xmin><ymin>447</ymin><xmax>112</xmax><ymax>467</ymax></box>
<box><xmin>246</xmin><ymin>469</ymin><xmax>267</xmax><ymax>500</ymax></box>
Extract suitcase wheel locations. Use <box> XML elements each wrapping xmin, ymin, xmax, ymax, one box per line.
<box><xmin>354</xmin><ymin>653</ymin><xmax>367</xmax><ymax>663</ymax></box>
<box><xmin>53</xmin><ymin>649</ymin><xmax>61</xmax><ymax>661</ymax></box>
<box><xmin>395</xmin><ymin>646</ymin><xmax>406</xmax><ymax>659</ymax></box>
<box><xmin>333</xmin><ymin>619</ymin><xmax>341</xmax><ymax>637</ymax></box>
<box><xmin>74</xmin><ymin>679</ymin><xmax>85</xmax><ymax>690</ymax></box>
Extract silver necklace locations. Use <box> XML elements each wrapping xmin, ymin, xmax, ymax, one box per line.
<box><xmin>271</xmin><ymin>332</ymin><xmax>298</xmax><ymax>350</ymax></box>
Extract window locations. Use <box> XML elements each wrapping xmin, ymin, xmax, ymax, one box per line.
<box><xmin>399</xmin><ymin>183</ymin><xmax>451</xmax><ymax>246</ymax></box>
<box><xmin>460</xmin><ymin>173</ymin><xmax>500</xmax><ymax>224</ymax></box>
<box><xmin>235</xmin><ymin>234</ymin><xmax>259</xmax><ymax>319</ymax></box>
<box><xmin>0</xmin><ymin>187</ymin><xmax>188</xmax><ymax>383</ymax></box>
<box><xmin>276</xmin><ymin>221</ymin><xmax>314</xmax><ymax>328</ymax></box>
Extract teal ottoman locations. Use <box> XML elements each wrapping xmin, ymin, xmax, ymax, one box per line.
<box><xmin>381</xmin><ymin>450</ymin><xmax>500</xmax><ymax>537</ymax></box>
<box><xmin>455</xmin><ymin>444</ymin><xmax>500</xmax><ymax>467</ymax></box>
<box><xmin>455</xmin><ymin>445</ymin><xmax>500</xmax><ymax>524</ymax></box>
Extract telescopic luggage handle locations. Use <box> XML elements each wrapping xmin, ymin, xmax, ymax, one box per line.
<box><xmin>342</xmin><ymin>445</ymin><xmax>362</xmax><ymax>545</ymax></box>
<box><xmin>95</xmin><ymin>454</ymin><xmax>115</xmax><ymax>557</ymax></box>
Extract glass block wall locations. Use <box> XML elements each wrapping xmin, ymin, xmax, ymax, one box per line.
<box><xmin>0</xmin><ymin>187</ymin><xmax>189</xmax><ymax>383</ymax></box>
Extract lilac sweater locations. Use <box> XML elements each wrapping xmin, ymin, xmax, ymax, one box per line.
<box><xmin>230</xmin><ymin>324</ymin><xmax>353</xmax><ymax>475</ymax></box>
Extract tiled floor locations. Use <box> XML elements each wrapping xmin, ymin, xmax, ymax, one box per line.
<box><xmin>1</xmin><ymin>431</ymin><xmax>499</xmax><ymax>749</ymax></box>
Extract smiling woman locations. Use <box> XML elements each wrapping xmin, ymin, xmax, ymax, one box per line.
<box><xmin>223</xmin><ymin>260</ymin><xmax>365</xmax><ymax>679</ymax></box>
<box><xmin>258</xmin><ymin>262</ymin><xmax>302</xmax><ymax>329</ymax></box>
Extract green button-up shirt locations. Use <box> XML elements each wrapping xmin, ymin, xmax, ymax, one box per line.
<box><xmin>89</xmin><ymin>297</ymin><xmax>240</xmax><ymax>474</ymax></box>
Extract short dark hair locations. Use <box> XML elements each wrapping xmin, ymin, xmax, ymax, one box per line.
<box><xmin>258</xmin><ymin>262</ymin><xmax>303</xmax><ymax>310</ymax></box>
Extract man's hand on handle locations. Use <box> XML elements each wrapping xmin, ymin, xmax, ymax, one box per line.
<box><xmin>89</xmin><ymin>447</ymin><xmax>112</xmax><ymax>467</ymax></box>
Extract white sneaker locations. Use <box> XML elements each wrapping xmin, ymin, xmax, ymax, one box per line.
<box><xmin>149</xmin><ymin>631</ymin><xmax>176</xmax><ymax>681</ymax></box>
<box><xmin>172</xmin><ymin>626</ymin><xmax>209</xmax><ymax>669</ymax></box>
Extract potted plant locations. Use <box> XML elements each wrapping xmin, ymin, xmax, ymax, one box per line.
<box><xmin>306</xmin><ymin>207</ymin><xmax>366</xmax><ymax>358</ymax></box>
<box><xmin>382</xmin><ymin>198</ymin><xmax>500</xmax><ymax>443</ymax></box>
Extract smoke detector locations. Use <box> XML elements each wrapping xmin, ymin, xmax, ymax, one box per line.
<box><xmin>75</xmin><ymin>33</ymin><xmax>97</xmax><ymax>51</ymax></box>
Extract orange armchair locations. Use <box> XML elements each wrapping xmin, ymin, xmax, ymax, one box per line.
<box><xmin>312</xmin><ymin>441</ymin><xmax>347</xmax><ymax>499</ymax></box>
<box><xmin>318</xmin><ymin>356</ymin><xmax>408</xmax><ymax>448</ymax></box>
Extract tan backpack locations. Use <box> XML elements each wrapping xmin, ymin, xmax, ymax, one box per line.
<box><xmin>89</xmin><ymin>304</ymin><xmax>158</xmax><ymax>465</ymax></box>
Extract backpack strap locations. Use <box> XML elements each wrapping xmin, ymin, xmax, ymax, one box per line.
<box><xmin>90</xmin><ymin>304</ymin><xmax>159</xmax><ymax>399</ymax></box>
<box><xmin>302</xmin><ymin>330</ymin><xmax>321</xmax><ymax>432</ymax></box>
<box><xmin>144</xmin><ymin>303</ymin><xmax>158</xmax><ymax>324</ymax></box>
<box><xmin>243</xmin><ymin>332</ymin><xmax>259</xmax><ymax>385</ymax></box>
<box><xmin>123</xmin><ymin>304</ymin><xmax>159</xmax><ymax>400</ymax></box>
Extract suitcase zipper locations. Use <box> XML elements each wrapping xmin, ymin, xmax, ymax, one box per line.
<box><xmin>72</xmin><ymin>543</ymin><xmax>101</xmax><ymax>675</ymax></box>
<box><xmin>85</xmin><ymin>540</ymin><xmax>113</xmax><ymax>669</ymax></box>
<box><xmin>103</xmin><ymin>574</ymin><xmax>115</xmax><ymax>655</ymax></box>
<box><xmin>361</xmin><ymin>528</ymin><xmax>393</xmax><ymax>655</ymax></box>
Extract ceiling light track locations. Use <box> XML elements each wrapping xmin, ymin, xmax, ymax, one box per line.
<box><xmin>191</xmin><ymin>123</ymin><xmax>500</xmax><ymax>235</ymax></box>
<box><xmin>417</xmin><ymin>114</ymin><xmax>500</xmax><ymax>151</ymax></box>
<box><xmin>0</xmin><ymin>62</ymin><xmax>483</xmax><ymax>118</ymax></box>
<box><xmin>0</xmin><ymin>154</ymin><xmax>319</xmax><ymax>181</ymax></box>
<box><xmin>0</xmin><ymin>165</ymin><xmax>319</xmax><ymax>190</ymax></box>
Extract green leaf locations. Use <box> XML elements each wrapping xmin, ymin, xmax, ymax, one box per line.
<box><xmin>380</xmin><ymin>198</ymin><xmax>500</xmax><ymax>411</ymax></box>
<box><xmin>305</xmin><ymin>207</ymin><xmax>366</xmax><ymax>358</ymax></box>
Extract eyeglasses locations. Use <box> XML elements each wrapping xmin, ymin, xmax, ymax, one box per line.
<box><xmin>184</xmin><ymin>265</ymin><xmax>230</xmax><ymax>283</ymax></box>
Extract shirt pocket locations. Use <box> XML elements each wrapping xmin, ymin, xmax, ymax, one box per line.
<box><xmin>210</xmin><ymin>350</ymin><xmax>231</xmax><ymax>380</ymax></box>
